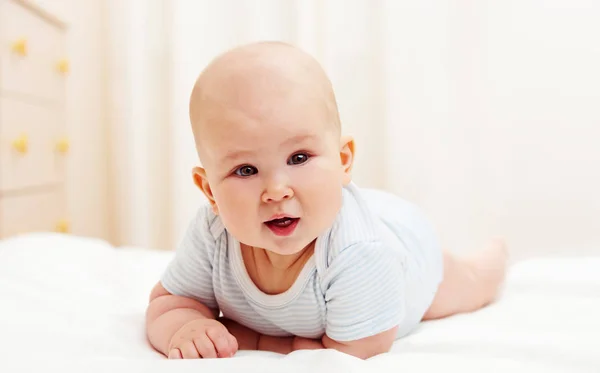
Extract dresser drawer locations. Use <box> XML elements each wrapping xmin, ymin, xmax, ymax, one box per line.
<box><xmin>0</xmin><ymin>0</ymin><xmax>67</xmax><ymax>102</ymax></box>
<box><xmin>0</xmin><ymin>97</ymin><xmax>67</xmax><ymax>192</ymax></box>
<box><xmin>0</xmin><ymin>188</ymin><xmax>68</xmax><ymax>238</ymax></box>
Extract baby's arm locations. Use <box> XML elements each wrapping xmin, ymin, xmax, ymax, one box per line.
<box><xmin>295</xmin><ymin>327</ymin><xmax>398</xmax><ymax>359</ymax></box>
<box><xmin>146</xmin><ymin>282</ymin><xmax>217</xmax><ymax>354</ymax></box>
<box><xmin>257</xmin><ymin>328</ymin><xmax>397</xmax><ymax>358</ymax></box>
<box><xmin>218</xmin><ymin>320</ymin><xmax>297</xmax><ymax>354</ymax></box>
<box><xmin>146</xmin><ymin>282</ymin><xmax>243</xmax><ymax>358</ymax></box>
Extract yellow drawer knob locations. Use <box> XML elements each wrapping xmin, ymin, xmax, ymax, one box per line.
<box><xmin>55</xmin><ymin>219</ymin><xmax>70</xmax><ymax>233</ymax></box>
<box><xmin>12</xmin><ymin>134</ymin><xmax>28</xmax><ymax>154</ymax></box>
<box><xmin>12</xmin><ymin>38</ymin><xmax>28</xmax><ymax>56</ymax></box>
<box><xmin>56</xmin><ymin>138</ymin><xmax>70</xmax><ymax>153</ymax></box>
<box><xmin>57</xmin><ymin>59</ymin><xmax>69</xmax><ymax>74</ymax></box>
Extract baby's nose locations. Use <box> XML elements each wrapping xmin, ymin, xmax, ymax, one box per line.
<box><xmin>262</xmin><ymin>181</ymin><xmax>293</xmax><ymax>203</ymax></box>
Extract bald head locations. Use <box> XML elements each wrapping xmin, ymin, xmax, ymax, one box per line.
<box><xmin>188</xmin><ymin>42</ymin><xmax>341</xmax><ymax>159</ymax></box>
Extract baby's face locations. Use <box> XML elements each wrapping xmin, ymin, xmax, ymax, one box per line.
<box><xmin>194</xmin><ymin>80</ymin><xmax>351</xmax><ymax>256</ymax></box>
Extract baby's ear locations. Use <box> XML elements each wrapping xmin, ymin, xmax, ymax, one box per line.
<box><xmin>192</xmin><ymin>167</ymin><xmax>219</xmax><ymax>214</ymax></box>
<box><xmin>339</xmin><ymin>135</ymin><xmax>355</xmax><ymax>185</ymax></box>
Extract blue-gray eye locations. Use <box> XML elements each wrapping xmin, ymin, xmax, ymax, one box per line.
<box><xmin>288</xmin><ymin>153</ymin><xmax>310</xmax><ymax>165</ymax></box>
<box><xmin>235</xmin><ymin>165</ymin><xmax>258</xmax><ymax>177</ymax></box>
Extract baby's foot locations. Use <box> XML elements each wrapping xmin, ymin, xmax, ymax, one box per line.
<box><xmin>466</xmin><ymin>238</ymin><xmax>509</xmax><ymax>307</ymax></box>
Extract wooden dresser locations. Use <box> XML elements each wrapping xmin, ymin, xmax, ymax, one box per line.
<box><xmin>0</xmin><ymin>0</ymin><xmax>70</xmax><ymax>238</ymax></box>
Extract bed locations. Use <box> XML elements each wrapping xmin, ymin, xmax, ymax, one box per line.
<box><xmin>1</xmin><ymin>233</ymin><xmax>598</xmax><ymax>373</ymax></box>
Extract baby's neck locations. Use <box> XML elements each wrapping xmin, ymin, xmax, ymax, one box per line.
<box><xmin>240</xmin><ymin>242</ymin><xmax>315</xmax><ymax>295</ymax></box>
<box><xmin>264</xmin><ymin>245</ymin><xmax>314</xmax><ymax>270</ymax></box>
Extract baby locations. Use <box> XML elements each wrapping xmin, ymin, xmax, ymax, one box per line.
<box><xmin>145</xmin><ymin>41</ymin><xmax>508</xmax><ymax>360</ymax></box>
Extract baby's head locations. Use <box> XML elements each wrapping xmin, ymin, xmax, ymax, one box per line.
<box><xmin>189</xmin><ymin>41</ymin><xmax>354</xmax><ymax>256</ymax></box>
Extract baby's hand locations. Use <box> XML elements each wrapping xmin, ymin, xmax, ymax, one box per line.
<box><xmin>167</xmin><ymin>318</ymin><xmax>238</xmax><ymax>359</ymax></box>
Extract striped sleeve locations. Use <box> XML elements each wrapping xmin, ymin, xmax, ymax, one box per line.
<box><xmin>324</xmin><ymin>241</ymin><xmax>405</xmax><ymax>342</ymax></box>
<box><xmin>160</xmin><ymin>206</ymin><xmax>218</xmax><ymax>311</ymax></box>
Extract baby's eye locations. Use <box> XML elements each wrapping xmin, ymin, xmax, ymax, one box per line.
<box><xmin>288</xmin><ymin>153</ymin><xmax>310</xmax><ymax>165</ymax></box>
<box><xmin>234</xmin><ymin>165</ymin><xmax>258</xmax><ymax>177</ymax></box>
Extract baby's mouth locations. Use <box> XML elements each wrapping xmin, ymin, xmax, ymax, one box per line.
<box><xmin>264</xmin><ymin>217</ymin><xmax>300</xmax><ymax>236</ymax></box>
<box><xmin>265</xmin><ymin>217</ymin><xmax>299</xmax><ymax>228</ymax></box>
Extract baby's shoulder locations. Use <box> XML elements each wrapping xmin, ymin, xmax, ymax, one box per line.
<box><xmin>315</xmin><ymin>228</ymin><xmax>405</xmax><ymax>286</ymax></box>
<box><xmin>316</xmin><ymin>184</ymin><xmax>391</xmax><ymax>267</ymax></box>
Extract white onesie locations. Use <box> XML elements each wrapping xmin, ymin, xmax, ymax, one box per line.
<box><xmin>160</xmin><ymin>182</ymin><xmax>443</xmax><ymax>341</ymax></box>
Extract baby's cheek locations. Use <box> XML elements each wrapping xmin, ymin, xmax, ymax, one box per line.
<box><xmin>304</xmin><ymin>171</ymin><xmax>342</xmax><ymax>219</ymax></box>
<box><xmin>216</xmin><ymin>197</ymin><xmax>255</xmax><ymax>241</ymax></box>
<box><xmin>214</xmin><ymin>184</ymin><xmax>249</xmax><ymax>217</ymax></box>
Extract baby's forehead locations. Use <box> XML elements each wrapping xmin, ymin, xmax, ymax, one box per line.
<box><xmin>207</xmin><ymin>98</ymin><xmax>332</xmax><ymax>145</ymax></box>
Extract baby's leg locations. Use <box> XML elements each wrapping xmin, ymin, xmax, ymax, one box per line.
<box><xmin>423</xmin><ymin>238</ymin><xmax>508</xmax><ymax>320</ymax></box>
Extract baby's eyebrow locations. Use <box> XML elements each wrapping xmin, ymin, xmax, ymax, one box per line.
<box><xmin>281</xmin><ymin>134</ymin><xmax>317</xmax><ymax>147</ymax></box>
<box><xmin>221</xmin><ymin>149</ymin><xmax>255</xmax><ymax>164</ymax></box>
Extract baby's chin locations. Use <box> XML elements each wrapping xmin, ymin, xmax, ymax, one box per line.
<box><xmin>262</xmin><ymin>237</ymin><xmax>316</xmax><ymax>256</ymax></box>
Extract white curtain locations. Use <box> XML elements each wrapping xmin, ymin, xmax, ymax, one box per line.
<box><xmin>106</xmin><ymin>0</ymin><xmax>600</xmax><ymax>260</ymax></box>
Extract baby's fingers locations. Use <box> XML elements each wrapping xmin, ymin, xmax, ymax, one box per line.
<box><xmin>207</xmin><ymin>328</ymin><xmax>236</xmax><ymax>358</ymax></box>
<box><xmin>214</xmin><ymin>334</ymin><xmax>232</xmax><ymax>357</ymax></box>
<box><xmin>193</xmin><ymin>334</ymin><xmax>218</xmax><ymax>358</ymax></box>
<box><xmin>168</xmin><ymin>348</ymin><xmax>182</xmax><ymax>359</ymax></box>
<box><xmin>227</xmin><ymin>333</ymin><xmax>239</xmax><ymax>355</ymax></box>
<box><xmin>180</xmin><ymin>341</ymin><xmax>200</xmax><ymax>359</ymax></box>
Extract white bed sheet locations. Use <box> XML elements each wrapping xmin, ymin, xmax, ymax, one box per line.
<box><xmin>0</xmin><ymin>233</ymin><xmax>598</xmax><ymax>373</ymax></box>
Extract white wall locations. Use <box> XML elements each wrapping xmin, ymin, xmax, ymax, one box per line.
<box><xmin>26</xmin><ymin>0</ymin><xmax>110</xmax><ymax>241</ymax></box>
<box><xmin>384</xmin><ymin>1</ymin><xmax>600</xmax><ymax>259</ymax></box>
<box><xmin>105</xmin><ymin>0</ymin><xmax>172</xmax><ymax>250</ymax></box>
<box><xmin>474</xmin><ymin>0</ymin><xmax>600</xmax><ymax>258</ymax></box>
